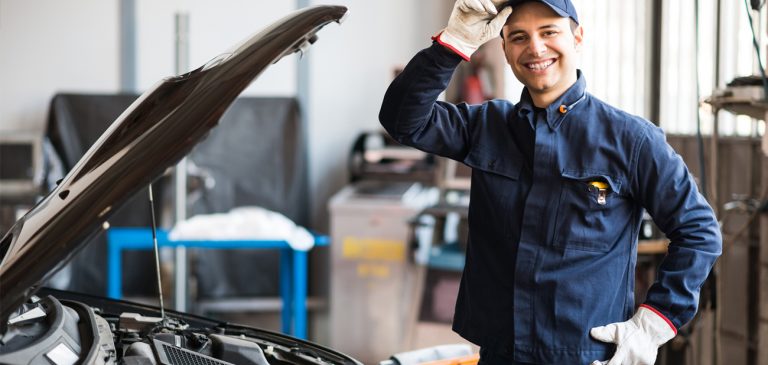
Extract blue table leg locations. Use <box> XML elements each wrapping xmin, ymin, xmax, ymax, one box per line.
<box><xmin>280</xmin><ymin>249</ymin><xmax>293</xmax><ymax>335</ymax></box>
<box><xmin>107</xmin><ymin>240</ymin><xmax>122</xmax><ymax>299</ymax></box>
<box><xmin>293</xmin><ymin>249</ymin><xmax>307</xmax><ymax>340</ymax></box>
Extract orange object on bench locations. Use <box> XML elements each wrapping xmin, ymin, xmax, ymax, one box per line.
<box><xmin>420</xmin><ymin>353</ymin><xmax>480</xmax><ymax>365</ymax></box>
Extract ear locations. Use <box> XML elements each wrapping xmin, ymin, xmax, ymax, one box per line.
<box><xmin>573</xmin><ymin>25</ymin><xmax>584</xmax><ymax>50</ymax></box>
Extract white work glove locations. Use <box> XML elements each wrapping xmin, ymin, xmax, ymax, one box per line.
<box><xmin>590</xmin><ymin>305</ymin><xmax>677</xmax><ymax>365</ymax></box>
<box><xmin>435</xmin><ymin>0</ymin><xmax>513</xmax><ymax>61</ymax></box>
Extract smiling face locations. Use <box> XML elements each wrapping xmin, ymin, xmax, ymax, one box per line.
<box><xmin>501</xmin><ymin>2</ymin><xmax>583</xmax><ymax>107</ymax></box>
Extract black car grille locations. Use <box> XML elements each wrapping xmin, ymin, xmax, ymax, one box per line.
<box><xmin>155</xmin><ymin>340</ymin><xmax>234</xmax><ymax>365</ymax></box>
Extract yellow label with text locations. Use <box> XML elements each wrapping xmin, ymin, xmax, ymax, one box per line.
<box><xmin>342</xmin><ymin>237</ymin><xmax>405</xmax><ymax>262</ymax></box>
<box><xmin>357</xmin><ymin>263</ymin><xmax>391</xmax><ymax>278</ymax></box>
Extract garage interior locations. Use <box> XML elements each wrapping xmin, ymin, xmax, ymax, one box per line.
<box><xmin>0</xmin><ymin>1</ymin><xmax>766</xmax><ymax>364</ymax></box>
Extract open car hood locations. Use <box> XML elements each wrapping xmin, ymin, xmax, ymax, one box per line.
<box><xmin>0</xmin><ymin>5</ymin><xmax>348</xmax><ymax>334</ymax></box>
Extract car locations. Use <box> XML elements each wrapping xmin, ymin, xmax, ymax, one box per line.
<box><xmin>0</xmin><ymin>5</ymin><xmax>362</xmax><ymax>365</ymax></box>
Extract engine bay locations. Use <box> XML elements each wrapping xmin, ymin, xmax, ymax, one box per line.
<box><xmin>0</xmin><ymin>291</ymin><xmax>353</xmax><ymax>365</ymax></box>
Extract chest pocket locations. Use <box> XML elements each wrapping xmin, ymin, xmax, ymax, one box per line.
<box><xmin>464</xmin><ymin>149</ymin><xmax>521</xmax><ymax>181</ymax></box>
<box><xmin>553</xmin><ymin>170</ymin><xmax>627</xmax><ymax>252</ymax></box>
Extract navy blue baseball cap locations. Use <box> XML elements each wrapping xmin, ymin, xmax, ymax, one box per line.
<box><xmin>505</xmin><ymin>0</ymin><xmax>579</xmax><ymax>24</ymax></box>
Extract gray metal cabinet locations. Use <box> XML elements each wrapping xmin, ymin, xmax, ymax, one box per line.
<box><xmin>328</xmin><ymin>182</ymin><xmax>437</xmax><ymax>365</ymax></box>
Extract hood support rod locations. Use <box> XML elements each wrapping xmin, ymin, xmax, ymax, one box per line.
<box><xmin>148</xmin><ymin>184</ymin><xmax>167</xmax><ymax>324</ymax></box>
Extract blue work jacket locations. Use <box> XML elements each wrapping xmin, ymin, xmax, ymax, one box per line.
<box><xmin>379</xmin><ymin>43</ymin><xmax>722</xmax><ymax>364</ymax></box>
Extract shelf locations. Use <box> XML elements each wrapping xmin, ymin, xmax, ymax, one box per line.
<box><xmin>705</xmin><ymin>96</ymin><xmax>768</xmax><ymax>120</ymax></box>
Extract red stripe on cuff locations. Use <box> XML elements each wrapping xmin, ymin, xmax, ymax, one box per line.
<box><xmin>640</xmin><ymin>304</ymin><xmax>678</xmax><ymax>335</ymax></box>
<box><xmin>431</xmin><ymin>32</ymin><xmax>471</xmax><ymax>62</ymax></box>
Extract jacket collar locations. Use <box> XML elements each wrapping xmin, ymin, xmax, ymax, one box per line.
<box><xmin>515</xmin><ymin>70</ymin><xmax>587</xmax><ymax>131</ymax></box>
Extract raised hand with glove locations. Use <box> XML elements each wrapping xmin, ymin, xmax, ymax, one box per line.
<box><xmin>434</xmin><ymin>0</ymin><xmax>513</xmax><ymax>61</ymax></box>
<box><xmin>590</xmin><ymin>304</ymin><xmax>677</xmax><ymax>365</ymax></box>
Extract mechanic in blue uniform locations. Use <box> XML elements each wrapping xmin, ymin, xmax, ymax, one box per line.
<box><xmin>379</xmin><ymin>0</ymin><xmax>722</xmax><ymax>364</ymax></box>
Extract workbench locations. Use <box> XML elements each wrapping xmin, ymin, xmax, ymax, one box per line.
<box><xmin>106</xmin><ymin>227</ymin><xmax>328</xmax><ymax>340</ymax></box>
<box><xmin>637</xmin><ymin>239</ymin><xmax>669</xmax><ymax>255</ymax></box>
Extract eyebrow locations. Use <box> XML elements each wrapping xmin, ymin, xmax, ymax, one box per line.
<box><xmin>506</xmin><ymin>24</ymin><xmax>561</xmax><ymax>37</ymax></box>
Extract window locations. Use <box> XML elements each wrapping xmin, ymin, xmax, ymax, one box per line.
<box><xmin>660</xmin><ymin>0</ymin><xmax>761</xmax><ymax>136</ymax></box>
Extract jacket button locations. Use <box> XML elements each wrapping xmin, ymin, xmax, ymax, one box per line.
<box><xmin>489</xmin><ymin>160</ymin><xmax>496</xmax><ymax>169</ymax></box>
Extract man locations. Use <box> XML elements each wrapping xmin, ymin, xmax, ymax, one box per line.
<box><xmin>378</xmin><ymin>0</ymin><xmax>722</xmax><ymax>364</ymax></box>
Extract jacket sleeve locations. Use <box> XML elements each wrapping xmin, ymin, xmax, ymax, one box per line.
<box><xmin>632</xmin><ymin>126</ymin><xmax>722</xmax><ymax>330</ymax></box>
<box><xmin>379</xmin><ymin>42</ymin><xmax>482</xmax><ymax>161</ymax></box>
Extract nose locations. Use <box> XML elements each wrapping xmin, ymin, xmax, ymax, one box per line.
<box><xmin>529</xmin><ymin>36</ymin><xmax>547</xmax><ymax>57</ymax></box>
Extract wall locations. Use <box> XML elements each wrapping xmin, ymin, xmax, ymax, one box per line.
<box><xmin>0</xmin><ymin>0</ymin><xmax>449</xmax><ymax>232</ymax></box>
<box><xmin>0</xmin><ymin>0</ymin><xmax>299</xmax><ymax>136</ymax></box>
<box><xmin>0</xmin><ymin>0</ymin><xmax>120</xmax><ymax>134</ymax></box>
<box><xmin>134</xmin><ymin>0</ymin><xmax>297</xmax><ymax>96</ymax></box>
<box><xmin>305</xmin><ymin>0</ymin><xmax>450</xmax><ymax>228</ymax></box>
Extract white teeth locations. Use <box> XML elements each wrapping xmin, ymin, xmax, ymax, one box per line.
<box><xmin>526</xmin><ymin>60</ymin><xmax>554</xmax><ymax>70</ymax></box>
